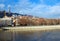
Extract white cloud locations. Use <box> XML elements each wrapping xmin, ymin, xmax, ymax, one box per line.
<box><xmin>11</xmin><ymin>0</ymin><xmax>60</xmax><ymax>18</ymax></box>
<box><xmin>0</xmin><ymin>0</ymin><xmax>60</xmax><ymax>18</ymax></box>
<box><xmin>30</xmin><ymin>4</ymin><xmax>60</xmax><ymax>18</ymax></box>
<box><xmin>8</xmin><ymin>5</ymin><xmax>11</xmax><ymax>8</ymax></box>
<box><xmin>0</xmin><ymin>4</ymin><xmax>5</xmax><ymax>8</ymax></box>
<box><xmin>40</xmin><ymin>0</ymin><xmax>44</xmax><ymax>4</ymax></box>
<box><xmin>0</xmin><ymin>0</ymin><xmax>8</xmax><ymax>2</ymax></box>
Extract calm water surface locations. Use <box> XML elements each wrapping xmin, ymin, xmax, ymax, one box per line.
<box><xmin>0</xmin><ymin>29</ymin><xmax>60</xmax><ymax>41</ymax></box>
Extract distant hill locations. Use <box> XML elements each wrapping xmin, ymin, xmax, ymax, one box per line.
<box><xmin>0</xmin><ymin>11</ymin><xmax>27</xmax><ymax>18</ymax></box>
<box><xmin>0</xmin><ymin>11</ymin><xmax>33</xmax><ymax>18</ymax></box>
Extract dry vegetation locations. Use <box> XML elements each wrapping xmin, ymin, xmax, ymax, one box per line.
<box><xmin>16</xmin><ymin>16</ymin><xmax>60</xmax><ymax>26</ymax></box>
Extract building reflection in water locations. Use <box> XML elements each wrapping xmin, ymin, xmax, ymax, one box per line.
<box><xmin>0</xmin><ymin>29</ymin><xmax>60</xmax><ymax>41</ymax></box>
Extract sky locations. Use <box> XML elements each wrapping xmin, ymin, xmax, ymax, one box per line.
<box><xmin>0</xmin><ymin>0</ymin><xmax>60</xmax><ymax>18</ymax></box>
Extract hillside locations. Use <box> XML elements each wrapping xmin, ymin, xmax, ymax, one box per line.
<box><xmin>0</xmin><ymin>11</ymin><xmax>60</xmax><ymax>26</ymax></box>
<box><xmin>0</xmin><ymin>11</ymin><xmax>27</xmax><ymax>18</ymax></box>
<box><xmin>17</xmin><ymin>16</ymin><xmax>60</xmax><ymax>26</ymax></box>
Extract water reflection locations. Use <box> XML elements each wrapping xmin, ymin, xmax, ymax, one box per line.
<box><xmin>0</xmin><ymin>29</ymin><xmax>60</xmax><ymax>41</ymax></box>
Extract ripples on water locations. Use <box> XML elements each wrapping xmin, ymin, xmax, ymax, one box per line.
<box><xmin>0</xmin><ymin>29</ymin><xmax>60</xmax><ymax>41</ymax></box>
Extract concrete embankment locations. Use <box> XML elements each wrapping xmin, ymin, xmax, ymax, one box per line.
<box><xmin>1</xmin><ymin>25</ymin><xmax>60</xmax><ymax>32</ymax></box>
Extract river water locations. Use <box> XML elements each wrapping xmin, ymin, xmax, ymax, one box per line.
<box><xmin>0</xmin><ymin>29</ymin><xmax>60</xmax><ymax>41</ymax></box>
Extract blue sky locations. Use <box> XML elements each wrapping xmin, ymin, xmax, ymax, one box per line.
<box><xmin>0</xmin><ymin>0</ymin><xmax>60</xmax><ymax>18</ymax></box>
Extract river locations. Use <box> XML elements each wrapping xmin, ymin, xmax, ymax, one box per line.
<box><xmin>0</xmin><ymin>29</ymin><xmax>60</xmax><ymax>41</ymax></box>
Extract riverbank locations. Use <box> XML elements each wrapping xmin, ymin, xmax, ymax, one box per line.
<box><xmin>0</xmin><ymin>25</ymin><xmax>60</xmax><ymax>32</ymax></box>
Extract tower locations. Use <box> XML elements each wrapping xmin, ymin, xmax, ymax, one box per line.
<box><xmin>4</xmin><ymin>10</ymin><xmax>7</xmax><ymax>18</ymax></box>
<box><xmin>8</xmin><ymin>6</ymin><xmax>10</xmax><ymax>14</ymax></box>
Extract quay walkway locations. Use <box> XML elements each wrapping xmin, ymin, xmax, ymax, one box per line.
<box><xmin>1</xmin><ymin>25</ymin><xmax>60</xmax><ymax>31</ymax></box>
